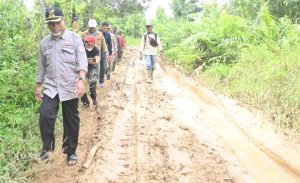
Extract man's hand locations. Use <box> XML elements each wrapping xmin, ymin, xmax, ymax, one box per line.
<box><xmin>76</xmin><ymin>79</ymin><xmax>85</xmax><ymax>97</ymax></box>
<box><xmin>35</xmin><ymin>84</ymin><xmax>43</xmax><ymax>102</ymax></box>
<box><xmin>88</xmin><ymin>58</ymin><xmax>95</xmax><ymax>65</ymax></box>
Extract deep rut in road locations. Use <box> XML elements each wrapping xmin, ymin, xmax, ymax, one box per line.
<box><xmin>32</xmin><ymin>48</ymin><xmax>300</xmax><ymax>183</ymax></box>
<box><xmin>78</xmin><ymin>50</ymin><xmax>236</xmax><ymax>183</ymax></box>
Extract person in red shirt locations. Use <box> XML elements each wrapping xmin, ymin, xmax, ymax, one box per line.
<box><xmin>119</xmin><ymin>31</ymin><xmax>126</xmax><ymax>49</ymax></box>
<box><xmin>118</xmin><ymin>31</ymin><xmax>126</xmax><ymax>59</ymax></box>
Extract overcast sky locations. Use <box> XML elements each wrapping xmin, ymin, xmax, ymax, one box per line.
<box><xmin>24</xmin><ymin>0</ymin><xmax>34</xmax><ymax>11</ymax></box>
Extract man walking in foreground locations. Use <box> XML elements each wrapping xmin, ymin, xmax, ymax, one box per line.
<box><xmin>139</xmin><ymin>23</ymin><xmax>163</xmax><ymax>83</ymax></box>
<box><xmin>35</xmin><ymin>6</ymin><xmax>87</xmax><ymax>166</ymax></box>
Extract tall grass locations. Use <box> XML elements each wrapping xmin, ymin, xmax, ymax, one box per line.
<box><xmin>126</xmin><ymin>37</ymin><xmax>141</xmax><ymax>47</ymax></box>
<box><xmin>0</xmin><ymin>59</ymin><xmax>41</xmax><ymax>182</ymax></box>
<box><xmin>0</xmin><ymin>1</ymin><xmax>46</xmax><ymax>182</ymax></box>
<box><xmin>225</xmin><ymin>44</ymin><xmax>299</xmax><ymax>131</ymax></box>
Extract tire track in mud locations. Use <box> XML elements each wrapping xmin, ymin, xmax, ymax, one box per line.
<box><xmin>79</xmin><ymin>49</ymin><xmax>237</xmax><ymax>183</ymax></box>
<box><xmin>158</xmin><ymin>58</ymin><xmax>300</xmax><ymax>183</ymax></box>
<box><xmin>33</xmin><ymin>48</ymin><xmax>256</xmax><ymax>183</ymax></box>
<box><xmin>78</xmin><ymin>53</ymin><xmax>140</xmax><ymax>183</ymax></box>
<box><xmin>132</xmin><ymin>52</ymin><xmax>235</xmax><ymax>182</ymax></box>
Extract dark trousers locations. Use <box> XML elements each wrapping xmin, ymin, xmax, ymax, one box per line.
<box><xmin>117</xmin><ymin>49</ymin><xmax>123</xmax><ymax>59</ymax></box>
<box><xmin>81</xmin><ymin>81</ymin><xmax>97</xmax><ymax>105</ymax></box>
<box><xmin>112</xmin><ymin>57</ymin><xmax>117</xmax><ymax>72</ymax></box>
<box><xmin>99</xmin><ymin>51</ymin><xmax>107</xmax><ymax>84</ymax></box>
<box><xmin>39</xmin><ymin>94</ymin><xmax>79</xmax><ymax>155</ymax></box>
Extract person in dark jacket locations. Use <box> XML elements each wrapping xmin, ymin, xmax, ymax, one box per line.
<box><xmin>98</xmin><ymin>21</ymin><xmax>112</xmax><ymax>86</ymax></box>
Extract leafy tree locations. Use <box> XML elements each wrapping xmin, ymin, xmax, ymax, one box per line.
<box><xmin>229</xmin><ymin>0</ymin><xmax>300</xmax><ymax>22</ymax></box>
<box><xmin>268</xmin><ymin>0</ymin><xmax>300</xmax><ymax>23</ymax></box>
<box><xmin>105</xmin><ymin>0</ymin><xmax>144</xmax><ymax>16</ymax></box>
<box><xmin>79</xmin><ymin>0</ymin><xmax>144</xmax><ymax>21</ymax></box>
<box><xmin>109</xmin><ymin>13</ymin><xmax>145</xmax><ymax>38</ymax></box>
<box><xmin>228</xmin><ymin>0</ymin><xmax>263</xmax><ymax>19</ymax></box>
<box><xmin>171</xmin><ymin>0</ymin><xmax>202</xmax><ymax>18</ymax></box>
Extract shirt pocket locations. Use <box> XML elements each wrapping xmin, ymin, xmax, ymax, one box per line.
<box><xmin>44</xmin><ymin>48</ymin><xmax>55</xmax><ymax>78</ymax></box>
<box><xmin>61</xmin><ymin>47</ymin><xmax>76</xmax><ymax>63</ymax></box>
<box><xmin>44</xmin><ymin>48</ymin><xmax>53</xmax><ymax>65</ymax></box>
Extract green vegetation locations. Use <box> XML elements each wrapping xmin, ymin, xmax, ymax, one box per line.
<box><xmin>126</xmin><ymin>37</ymin><xmax>141</xmax><ymax>47</ymax></box>
<box><xmin>0</xmin><ymin>1</ymin><xmax>43</xmax><ymax>182</ymax></box>
<box><xmin>157</xmin><ymin>1</ymin><xmax>300</xmax><ymax>133</ymax></box>
<box><xmin>0</xmin><ymin>0</ymin><xmax>145</xmax><ymax>182</ymax></box>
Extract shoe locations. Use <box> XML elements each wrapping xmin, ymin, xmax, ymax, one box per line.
<box><xmin>38</xmin><ymin>151</ymin><xmax>49</xmax><ymax>161</ymax></box>
<box><xmin>107</xmin><ymin>75</ymin><xmax>110</xmax><ymax>80</ymax></box>
<box><xmin>99</xmin><ymin>83</ymin><xmax>104</xmax><ymax>88</ymax></box>
<box><xmin>67</xmin><ymin>154</ymin><xmax>78</xmax><ymax>166</ymax></box>
<box><xmin>93</xmin><ymin>74</ymin><xmax>98</xmax><ymax>81</ymax></box>
<box><xmin>93</xmin><ymin>100</ymin><xmax>98</xmax><ymax>107</ymax></box>
<box><xmin>83</xmin><ymin>102</ymin><xmax>89</xmax><ymax>108</ymax></box>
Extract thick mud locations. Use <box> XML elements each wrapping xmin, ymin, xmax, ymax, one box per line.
<box><xmin>31</xmin><ymin>48</ymin><xmax>300</xmax><ymax>183</ymax></box>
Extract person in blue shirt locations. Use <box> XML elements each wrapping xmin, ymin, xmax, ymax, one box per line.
<box><xmin>98</xmin><ymin>21</ymin><xmax>112</xmax><ymax>87</ymax></box>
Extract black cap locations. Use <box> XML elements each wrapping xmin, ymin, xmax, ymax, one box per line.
<box><xmin>101</xmin><ymin>21</ymin><xmax>109</xmax><ymax>27</ymax></box>
<box><xmin>146</xmin><ymin>24</ymin><xmax>153</xmax><ymax>28</ymax></box>
<box><xmin>45</xmin><ymin>7</ymin><xmax>64</xmax><ymax>23</ymax></box>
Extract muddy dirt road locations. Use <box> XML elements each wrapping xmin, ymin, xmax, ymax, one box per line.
<box><xmin>33</xmin><ymin>48</ymin><xmax>300</xmax><ymax>183</ymax></box>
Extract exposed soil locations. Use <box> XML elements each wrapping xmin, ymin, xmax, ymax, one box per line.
<box><xmin>31</xmin><ymin>48</ymin><xmax>300</xmax><ymax>183</ymax></box>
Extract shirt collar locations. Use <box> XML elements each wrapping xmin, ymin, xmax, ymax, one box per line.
<box><xmin>88</xmin><ymin>30</ymin><xmax>98</xmax><ymax>36</ymax></box>
<box><xmin>60</xmin><ymin>29</ymin><xmax>67</xmax><ymax>40</ymax></box>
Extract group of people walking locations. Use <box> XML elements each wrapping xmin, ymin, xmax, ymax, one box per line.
<box><xmin>80</xmin><ymin>19</ymin><xmax>126</xmax><ymax>108</ymax></box>
<box><xmin>34</xmin><ymin>6</ymin><xmax>162</xmax><ymax>166</ymax></box>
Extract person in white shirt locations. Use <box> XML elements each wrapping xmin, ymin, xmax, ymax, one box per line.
<box><xmin>139</xmin><ymin>23</ymin><xmax>163</xmax><ymax>82</ymax></box>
